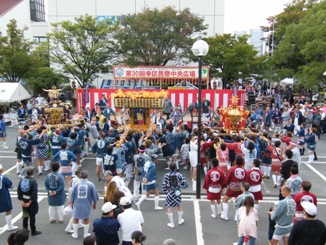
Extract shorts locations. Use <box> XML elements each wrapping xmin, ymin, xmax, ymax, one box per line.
<box><xmin>272</xmin><ymin>232</ymin><xmax>291</xmax><ymax>241</ymax></box>
<box><xmin>272</xmin><ymin>159</ymin><xmax>281</xmax><ymax>173</ymax></box>
<box><xmin>0</xmin><ymin>132</ymin><xmax>6</xmax><ymax>138</ymax></box>
<box><xmin>307</xmin><ymin>145</ymin><xmax>315</xmax><ymax>152</ymax></box>
<box><xmin>96</xmin><ymin>157</ymin><xmax>103</xmax><ymax>166</ymax></box>
<box><xmin>225</xmin><ymin>189</ymin><xmax>242</xmax><ymax>198</ymax></box>
<box><xmin>61</xmin><ymin>172</ymin><xmax>72</xmax><ymax>177</ymax></box>
<box><xmin>251</xmin><ymin>191</ymin><xmax>263</xmax><ymax>200</ymax></box>
<box><xmin>207</xmin><ymin>191</ymin><xmax>221</xmax><ymax>200</ymax></box>
<box><xmin>143</xmin><ymin>183</ymin><xmax>157</xmax><ymax>191</ymax></box>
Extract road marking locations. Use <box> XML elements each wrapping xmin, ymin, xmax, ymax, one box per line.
<box><xmin>261</xmin><ymin>180</ymin><xmax>271</xmax><ymax>193</ymax></box>
<box><xmin>0</xmin><ymin>156</ymin><xmax>17</xmax><ymax>159</ymax></box>
<box><xmin>2</xmin><ymin>165</ymin><xmax>16</xmax><ymax>175</ymax></box>
<box><xmin>194</xmin><ymin>199</ymin><xmax>205</xmax><ymax>245</ymax></box>
<box><xmin>304</xmin><ymin>162</ymin><xmax>326</xmax><ymax>182</ymax></box>
<box><xmin>0</xmin><ymin>196</ymin><xmax>45</xmax><ymax>235</ymax></box>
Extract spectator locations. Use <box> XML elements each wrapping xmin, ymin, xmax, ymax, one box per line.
<box><xmin>93</xmin><ymin>202</ymin><xmax>120</xmax><ymax>245</ymax></box>
<box><xmin>163</xmin><ymin>238</ymin><xmax>176</xmax><ymax>245</ymax></box>
<box><xmin>288</xmin><ymin>202</ymin><xmax>326</xmax><ymax>245</ymax></box>
<box><xmin>131</xmin><ymin>231</ymin><xmax>146</xmax><ymax>245</ymax></box>
<box><xmin>7</xmin><ymin>228</ymin><xmax>29</xmax><ymax>245</ymax></box>
<box><xmin>118</xmin><ymin>197</ymin><xmax>144</xmax><ymax>245</ymax></box>
<box><xmin>83</xmin><ymin>235</ymin><xmax>97</xmax><ymax>245</ymax></box>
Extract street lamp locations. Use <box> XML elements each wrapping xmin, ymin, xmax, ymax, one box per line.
<box><xmin>192</xmin><ymin>39</ymin><xmax>209</xmax><ymax>199</ymax></box>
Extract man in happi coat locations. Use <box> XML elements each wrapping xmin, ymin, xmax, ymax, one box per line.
<box><xmin>70</xmin><ymin>170</ymin><xmax>99</xmax><ymax>239</ymax></box>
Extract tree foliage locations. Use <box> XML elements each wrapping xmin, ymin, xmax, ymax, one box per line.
<box><xmin>0</xmin><ymin>19</ymin><xmax>36</xmax><ymax>82</ymax></box>
<box><xmin>113</xmin><ymin>6</ymin><xmax>207</xmax><ymax>66</ymax></box>
<box><xmin>47</xmin><ymin>15</ymin><xmax>116</xmax><ymax>87</ymax></box>
<box><xmin>271</xmin><ymin>0</ymin><xmax>326</xmax><ymax>88</ymax></box>
<box><xmin>201</xmin><ymin>34</ymin><xmax>262</xmax><ymax>88</ymax></box>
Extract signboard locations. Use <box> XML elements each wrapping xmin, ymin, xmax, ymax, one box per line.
<box><xmin>113</xmin><ymin>66</ymin><xmax>209</xmax><ymax>80</ymax></box>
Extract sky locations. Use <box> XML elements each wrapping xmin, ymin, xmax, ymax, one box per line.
<box><xmin>224</xmin><ymin>0</ymin><xmax>290</xmax><ymax>33</ymax></box>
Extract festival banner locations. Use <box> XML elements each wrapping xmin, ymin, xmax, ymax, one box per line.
<box><xmin>113</xmin><ymin>66</ymin><xmax>210</xmax><ymax>80</ymax></box>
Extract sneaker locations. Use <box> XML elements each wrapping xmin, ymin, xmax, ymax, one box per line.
<box><xmin>50</xmin><ymin>219</ymin><xmax>56</xmax><ymax>223</ymax></box>
<box><xmin>44</xmin><ymin>168</ymin><xmax>50</xmax><ymax>172</ymax></box>
<box><xmin>7</xmin><ymin>226</ymin><xmax>19</xmax><ymax>232</ymax></box>
<box><xmin>183</xmin><ymin>166</ymin><xmax>188</xmax><ymax>170</ymax></box>
<box><xmin>154</xmin><ymin>206</ymin><xmax>163</xmax><ymax>211</ymax></box>
<box><xmin>31</xmin><ymin>231</ymin><xmax>42</xmax><ymax>236</ymax></box>
<box><xmin>18</xmin><ymin>174</ymin><xmax>23</xmax><ymax>179</ymax></box>
<box><xmin>38</xmin><ymin>172</ymin><xmax>43</xmax><ymax>176</ymax></box>
<box><xmin>84</xmin><ymin>233</ymin><xmax>91</xmax><ymax>238</ymax></box>
<box><xmin>167</xmin><ymin>223</ymin><xmax>175</xmax><ymax>229</ymax></box>
<box><xmin>178</xmin><ymin>219</ymin><xmax>185</xmax><ymax>225</ymax></box>
<box><xmin>165</xmin><ymin>167</ymin><xmax>170</xmax><ymax>170</ymax></box>
<box><xmin>136</xmin><ymin>202</ymin><xmax>140</xmax><ymax>210</ymax></box>
<box><xmin>221</xmin><ymin>214</ymin><xmax>229</xmax><ymax>221</ymax></box>
<box><xmin>65</xmin><ymin>229</ymin><xmax>74</xmax><ymax>234</ymax></box>
<box><xmin>211</xmin><ymin>214</ymin><xmax>217</xmax><ymax>219</ymax></box>
<box><xmin>72</xmin><ymin>233</ymin><xmax>78</xmax><ymax>239</ymax></box>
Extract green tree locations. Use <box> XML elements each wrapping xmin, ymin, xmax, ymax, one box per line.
<box><xmin>47</xmin><ymin>14</ymin><xmax>116</xmax><ymax>88</ymax></box>
<box><xmin>271</xmin><ymin>0</ymin><xmax>326</xmax><ymax>88</ymax></box>
<box><xmin>113</xmin><ymin>6</ymin><xmax>207</xmax><ymax>66</ymax></box>
<box><xmin>0</xmin><ymin>19</ymin><xmax>36</xmax><ymax>82</ymax></box>
<box><xmin>201</xmin><ymin>34</ymin><xmax>261</xmax><ymax>88</ymax></box>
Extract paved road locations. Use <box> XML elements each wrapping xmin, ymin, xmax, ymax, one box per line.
<box><xmin>1</xmin><ymin>126</ymin><xmax>326</xmax><ymax>245</ymax></box>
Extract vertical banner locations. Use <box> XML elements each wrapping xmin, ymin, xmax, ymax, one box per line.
<box><xmin>84</xmin><ymin>83</ymin><xmax>90</xmax><ymax>104</ymax></box>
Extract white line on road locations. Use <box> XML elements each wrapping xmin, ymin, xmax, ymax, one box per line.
<box><xmin>0</xmin><ymin>156</ymin><xmax>17</xmax><ymax>159</ymax></box>
<box><xmin>304</xmin><ymin>162</ymin><xmax>326</xmax><ymax>182</ymax></box>
<box><xmin>3</xmin><ymin>165</ymin><xmax>17</xmax><ymax>175</ymax></box>
<box><xmin>0</xmin><ymin>196</ymin><xmax>45</xmax><ymax>235</ymax></box>
<box><xmin>194</xmin><ymin>199</ymin><xmax>205</xmax><ymax>245</ymax></box>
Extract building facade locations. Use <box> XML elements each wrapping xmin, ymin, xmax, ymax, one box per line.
<box><xmin>0</xmin><ymin>0</ymin><xmax>225</xmax><ymax>41</ymax></box>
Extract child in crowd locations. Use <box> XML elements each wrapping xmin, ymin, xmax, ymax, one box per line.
<box><xmin>180</xmin><ymin>138</ymin><xmax>190</xmax><ymax>170</ymax></box>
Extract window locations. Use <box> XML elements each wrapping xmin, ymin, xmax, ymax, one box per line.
<box><xmin>30</xmin><ymin>0</ymin><xmax>45</xmax><ymax>22</ymax></box>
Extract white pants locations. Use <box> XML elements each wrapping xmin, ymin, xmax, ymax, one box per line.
<box><xmin>49</xmin><ymin>205</ymin><xmax>64</xmax><ymax>221</ymax></box>
<box><xmin>124</xmin><ymin>163</ymin><xmax>133</xmax><ymax>180</ymax></box>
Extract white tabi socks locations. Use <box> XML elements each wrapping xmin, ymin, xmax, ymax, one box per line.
<box><xmin>267</xmin><ymin>166</ymin><xmax>271</xmax><ymax>178</ymax></box>
<box><xmin>178</xmin><ymin>211</ymin><xmax>184</xmax><ymax>225</ymax></box>
<box><xmin>210</xmin><ymin>204</ymin><xmax>216</xmax><ymax>218</ymax></box>
<box><xmin>44</xmin><ymin>160</ymin><xmax>50</xmax><ymax>171</ymax></box>
<box><xmin>307</xmin><ymin>155</ymin><xmax>314</xmax><ymax>164</ymax></box>
<box><xmin>221</xmin><ymin>203</ymin><xmax>229</xmax><ymax>220</ymax></box>
<box><xmin>167</xmin><ymin>213</ymin><xmax>175</xmax><ymax>228</ymax></box>
<box><xmin>154</xmin><ymin>196</ymin><xmax>163</xmax><ymax>210</ymax></box>
<box><xmin>136</xmin><ymin>195</ymin><xmax>146</xmax><ymax>210</ymax></box>
<box><xmin>65</xmin><ymin>217</ymin><xmax>74</xmax><ymax>233</ymax></box>
<box><xmin>38</xmin><ymin>166</ymin><xmax>43</xmax><ymax>175</ymax></box>
<box><xmin>16</xmin><ymin>162</ymin><xmax>21</xmax><ymax>174</ymax></box>
<box><xmin>276</xmin><ymin>175</ymin><xmax>281</xmax><ymax>186</ymax></box>
<box><xmin>72</xmin><ymin>223</ymin><xmax>78</xmax><ymax>239</ymax></box>
<box><xmin>272</xmin><ymin>175</ymin><xmax>277</xmax><ymax>186</ymax></box>
<box><xmin>6</xmin><ymin>215</ymin><xmax>18</xmax><ymax>231</ymax></box>
<box><xmin>133</xmin><ymin>180</ymin><xmax>141</xmax><ymax>199</ymax></box>
<box><xmin>216</xmin><ymin>203</ymin><xmax>221</xmax><ymax>215</ymax></box>
<box><xmin>71</xmin><ymin>162</ymin><xmax>77</xmax><ymax>177</ymax></box>
<box><xmin>260</xmin><ymin>166</ymin><xmax>266</xmax><ymax>176</ymax></box>
<box><xmin>3</xmin><ymin>142</ymin><xmax>9</xmax><ymax>149</ymax></box>
<box><xmin>83</xmin><ymin>224</ymin><xmax>90</xmax><ymax>238</ymax></box>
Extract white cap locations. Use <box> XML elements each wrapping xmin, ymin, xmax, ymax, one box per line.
<box><xmin>301</xmin><ymin>201</ymin><xmax>317</xmax><ymax>216</ymax></box>
<box><xmin>120</xmin><ymin>197</ymin><xmax>132</xmax><ymax>206</ymax></box>
<box><xmin>102</xmin><ymin>202</ymin><xmax>117</xmax><ymax>213</ymax></box>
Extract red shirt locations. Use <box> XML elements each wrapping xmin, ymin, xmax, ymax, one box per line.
<box><xmin>224</xmin><ymin>165</ymin><xmax>246</xmax><ymax>191</ymax></box>
<box><xmin>203</xmin><ymin>167</ymin><xmax>225</xmax><ymax>192</ymax></box>
<box><xmin>224</xmin><ymin>142</ymin><xmax>244</xmax><ymax>157</ymax></box>
<box><xmin>293</xmin><ymin>191</ymin><xmax>317</xmax><ymax>212</ymax></box>
<box><xmin>246</xmin><ymin>168</ymin><xmax>263</xmax><ymax>186</ymax></box>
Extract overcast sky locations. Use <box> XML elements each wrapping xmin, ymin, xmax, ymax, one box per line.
<box><xmin>224</xmin><ymin>0</ymin><xmax>289</xmax><ymax>32</ymax></box>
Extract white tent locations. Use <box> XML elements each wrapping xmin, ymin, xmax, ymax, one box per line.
<box><xmin>0</xmin><ymin>82</ymin><xmax>31</xmax><ymax>102</ymax></box>
<box><xmin>280</xmin><ymin>78</ymin><xmax>294</xmax><ymax>85</ymax></box>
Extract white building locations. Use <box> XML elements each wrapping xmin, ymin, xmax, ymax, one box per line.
<box><xmin>0</xmin><ymin>0</ymin><xmax>225</xmax><ymax>41</ymax></box>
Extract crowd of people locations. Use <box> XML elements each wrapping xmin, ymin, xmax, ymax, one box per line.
<box><xmin>1</xmin><ymin>88</ymin><xmax>326</xmax><ymax>245</ymax></box>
